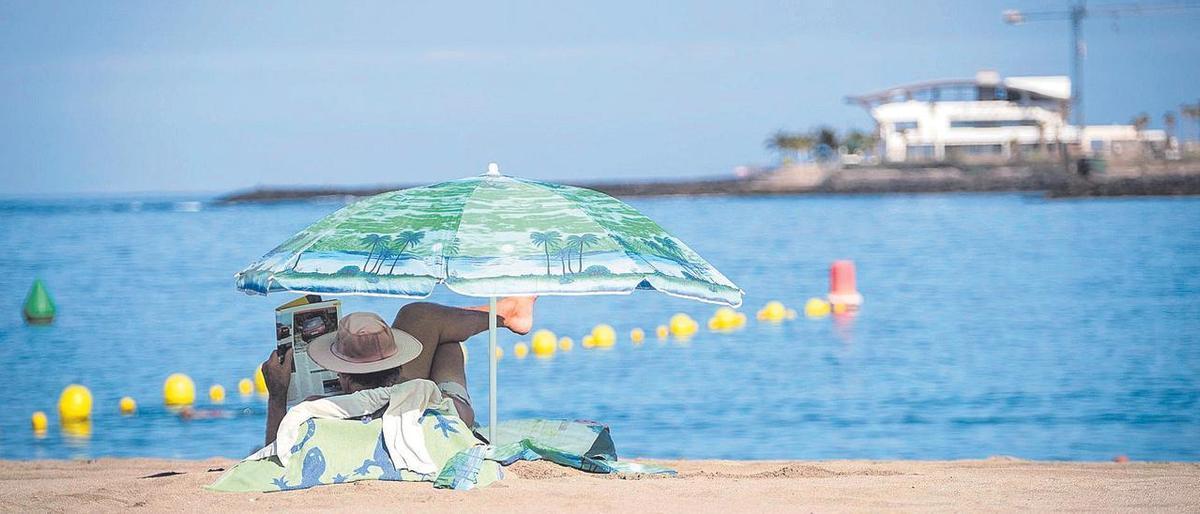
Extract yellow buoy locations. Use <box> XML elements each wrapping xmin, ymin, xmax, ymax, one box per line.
<box><xmin>709</xmin><ymin>307</ymin><xmax>746</xmax><ymax>331</ymax></box>
<box><xmin>804</xmin><ymin>298</ymin><xmax>831</xmax><ymax>318</ymax></box>
<box><xmin>655</xmin><ymin>325</ymin><xmax>668</xmax><ymax>339</ymax></box>
<box><xmin>716</xmin><ymin>307</ymin><xmax>738</xmax><ymax>325</ymax></box>
<box><xmin>558</xmin><ymin>336</ymin><xmax>574</xmax><ymax>351</ymax></box>
<box><xmin>630</xmin><ymin>328</ymin><xmax>645</xmax><ymax>344</ymax></box>
<box><xmin>61</xmin><ymin>420</ymin><xmax>92</xmax><ymax>439</ymax></box>
<box><xmin>757</xmin><ymin>300</ymin><xmax>787</xmax><ymax>322</ymax></box>
<box><xmin>237</xmin><ymin>378</ymin><xmax>253</xmax><ymax>396</ymax></box>
<box><xmin>118</xmin><ymin>396</ymin><xmax>137</xmax><ymax>415</ymax></box>
<box><xmin>253</xmin><ymin>366</ymin><xmax>268</xmax><ymax>395</ymax></box>
<box><xmin>163</xmin><ymin>373</ymin><xmax>196</xmax><ymax>406</ymax></box>
<box><xmin>591</xmin><ymin>324</ymin><xmax>616</xmax><ymax>347</ymax></box>
<box><xmin>31</xmin><ymin>411</ymin><xmax>48</xmax><ymax>432</ymax></box>
<box><xmin>209</xmin><ymin>384</ymin><xmax>226</xmax><ymax>403</ymax></box>
<box><xmin>57</xmin><ymin>384</ymin><xmax>93</xmax><ymax>422</ymax></box>
<box><xmin>494</xmin><ymin>345</ymin><xmax>504</xmax><ymax>360</ymax></box>
<box><xmin>531</xmin><ymin>329</ymin><xmax>557</xmax><ymax>357</ymax></box>
<box><xmin>581</xmin><ymin>334</ymin><xmax>595</xmax><ymax>348</ymax></box>
<box><xmin>513</xmin><ymin>342</ymin><xmax>529</xmax><ymax>358</ymax></box>
<box><xmin>669</xmin><ymin>313</ymin><xmax>699</xmax><ymax>337</ymax></box>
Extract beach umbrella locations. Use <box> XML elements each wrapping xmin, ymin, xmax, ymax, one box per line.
<box><xmin>236</xmin><ymin>164</ymin><xmax>743</xmax><ymax>441</ymax></box>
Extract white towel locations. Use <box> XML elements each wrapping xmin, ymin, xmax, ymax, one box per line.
<box><xmin>245</xmin><ymin>379</ymin><xmax>446</xmax><ymax>475</ymax></box>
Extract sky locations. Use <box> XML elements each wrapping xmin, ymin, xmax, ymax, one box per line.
<box><xmin>1</xmin><ymin>1</ymin><xmax>1198</xmax><ymax>196</ymax></box>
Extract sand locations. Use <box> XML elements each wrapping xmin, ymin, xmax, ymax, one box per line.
<box><xmin>1</xmin><ymin>457</ymin><xmax>1197</xmax><ymax>513</ymax></box>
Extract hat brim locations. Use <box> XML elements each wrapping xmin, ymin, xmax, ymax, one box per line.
<box><xmin>306</xmin><ymin>327</ymin><xmax>423</xmax><ymax>374</ymax></box>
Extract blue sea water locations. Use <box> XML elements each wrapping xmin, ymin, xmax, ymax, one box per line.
<box><xmin>0</xmin><ymin>193</ymin><xmax>1197</xmax><ymax>461</ymax></box>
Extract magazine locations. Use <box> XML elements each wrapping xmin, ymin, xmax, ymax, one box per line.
<box><xmin>275</xmin><ymin>295</ymin><xmax>344</xmax><ymax>407</ymax></box>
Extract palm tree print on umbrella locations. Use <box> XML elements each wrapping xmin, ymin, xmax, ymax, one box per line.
<box><xmin>556</xmin><ymin>246</ymin><xmax>570</xmax><ymax>275</ymax></box>
<box><xmin>440</xmin><ymin>237</ymin><xmax>460</xmax><ymax>276</ymax></box>
<box><xmin>611</xmin><ymin>234</ymin><xmax>711</xmax><ymax>282</ymax></box>
<box><xmin>385</xmin><ymin>230</ymin><xmax>425</xmax><ymax>274</ymax></box>
<box><xmin>646</xmin><ymin>236</ymin><xmax>711</xmax><ymax>281</ymax></box>
<box><xmin>370</xmin><ymin>244</ymin><xmax>392</xmax><ymax>274</ymax></box>
<box><xmin>360</xmin><ymin>234</ymin><xmax>390</xmax><ymax>273</ymax></box>
<box><xmin>529</xmin><ymin>231</ymin><xmax>562</xmax><ymax>276</ymax></box>
<box><xmin>565</xmin><ymin>234</ymin><xmax>600</xmax><ymax>273</ymax></box>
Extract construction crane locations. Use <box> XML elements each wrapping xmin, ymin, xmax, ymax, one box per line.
<box><xmin>1003</xmin><ymin>1</ymin><xmax>1200</xmax><ymax>127</ymax></box>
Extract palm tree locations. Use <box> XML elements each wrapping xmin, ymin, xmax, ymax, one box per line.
<box><xmin>557</xmin><ymin>246</ymin><xmax>570</xmax><ymax>275</ymax></box>
<box><xmin>765</xmin><ymin>130</ymin><xmax>815</xmax><ymax>162</ymax></box>
<box><xmin>653</xmin><ymin>236</ymin><xmax>681</xmax><ymax>255</ymax></box>
<box><xmin>371</xmin><ymin>245</ymin><xmax>392</xmax><ymax>274</ymax></box>
<box><xmin>645</xmin><ymin>236</ymin><xmax>703</xmax><ymax>278</ymax></box>
<box><xmin>441</xmin><ymin>237</ymin><xmax>460</xmax><ymax>276</ymax></box>
<box><xmin>386</xmin><ymin>230</ymin><xmax>425</xmax><ymax>274</ymax></box>
<box><xmin>1183</xmin><ymin>102</ymin><xmax>1200</xmax><ymax>145</ymax></box>
<box><xmin>1132</xmin><ymin>113</ymin><xmax>1150</xmax><ymax>133</ymax></box>
<box><xmin>843</xmin><ymin>129</ymin><xmax>878</xmax><ymax>156</ymax></box>
<box><xmin>843</xmin><ymin>130</ymin><xmax>863</xmax><ymax>154</ymax></box>
<box><xmin>765</xmin><ymin>130</ymin><xmax>794</xmax><ymax>161</ymax></box>
<box><xmin>812</xmin><ymin>126</ymin><xmax>839</xmax><ymax>161</ymax></box>
<box><xmin>529</xmin><ymin>231</ymin><xmax>562</xmax><ymax>276</ymax></box>
<box><xmin>360</xmin><ymin>234</ymin><xmax>386</xmax><ymax>271</ymax></box>
<box><xmin>1132</xmin><ymin>113</ymin><xmax>1151</xmax><ymax>157</ymax></box>
<box><xmin>565</xmin><ymin>234</ymin><xmax>600</xmax><ymax>273</ymax></box>
<box><xmin>370</xmin><ymin>235</ymin><xmax>394</xmax><ymax>273</ymax></box>
<box><xmin>1164</xmin><ymin>112</ymin><xmax>1177</xmax><ymax>149</ymax></box>
<box><xmin>815</xmin><ymin>126</ymin><xmax>838</xmax><ymax>150</ymax></box>
<box><xmin>287</xmin><ymin>252</ymin><xmax>303</xmax><ymax>272</ymax></box>
<box><xmin>610</xmin><ymin>234</ymin><xmax>638</xmax><ymax>253</ymax></box>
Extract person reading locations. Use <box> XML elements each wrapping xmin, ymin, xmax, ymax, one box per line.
<box><xmin>260</xmin><ymin>296</ymin><xmax>536</xmax><ymax>445</ymax></box>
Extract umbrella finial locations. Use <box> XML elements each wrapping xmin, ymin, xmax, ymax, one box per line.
<box><xmin>485</xmin><ymin>162</ymin><xmax>501</xmax><ymax>177</ymax></box>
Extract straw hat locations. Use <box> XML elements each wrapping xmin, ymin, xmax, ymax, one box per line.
<box><xmin>308</xmin><ymin>312</ymin><xmax>422</xmax><ymax>374</ymax></box>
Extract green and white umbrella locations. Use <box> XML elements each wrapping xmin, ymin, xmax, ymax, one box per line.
<box><xmin>236</xmin><ymin>164</ymin><xmax>743</xmax><ymax>440</ymax></box>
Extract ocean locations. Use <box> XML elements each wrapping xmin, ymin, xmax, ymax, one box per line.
<box><xmin>1</xmin><ymin>193</ymin><xmax>1197</xmax><ymax>461</ymax></box>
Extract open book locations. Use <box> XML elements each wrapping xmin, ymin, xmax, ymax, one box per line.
<box><xmin>275</xmin><ymin>295</ymin><xmax>344</xmax><ymax>407</ymax></box>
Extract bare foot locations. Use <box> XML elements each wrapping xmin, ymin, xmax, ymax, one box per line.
<box><xmin>498</xmin><ymin>296</ymin><xmax>536</xmax><ymax>334</ymax></box>
<box><xmin>467</xmin><ymin>296</ymin><xmax>537</xmax><ymax>334</ymax></box>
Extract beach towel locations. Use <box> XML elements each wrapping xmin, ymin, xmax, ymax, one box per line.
<box><xmin>433</xmin><ymin>418</ymin><xmax>665</xmax><ymax>488</ymax></box>
<box><xmin>208</xmin><ymin>415</ymin><xmax>674</xmax><ymax>493</ymax></box>
<box><xmin>247</xmin><ymin>379</ymin><xmax>444</xmax><ymax>474</ymax></box>
<box><xmin>208</xmin><ymin>399</ymin><xmax>498</xmax><ymax>492</ymax></box>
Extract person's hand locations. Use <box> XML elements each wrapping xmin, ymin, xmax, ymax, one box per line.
<box><xmin>261</xmin><ymin>347</ymin><xmax>293</xmax><ymax>404</ymax></box>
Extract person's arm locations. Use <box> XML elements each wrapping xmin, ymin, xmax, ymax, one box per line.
<box><xmin>261</xmin><ymin>347</ymin><xmax>293</xmax><ymax>446</ymax></box>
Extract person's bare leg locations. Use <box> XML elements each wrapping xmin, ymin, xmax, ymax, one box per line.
<box><xmin>428</xmin><ymin>343</ymin><xmax>474</xmax><ymax>426</ymax></box>
<box><xmin>465</xmin><ymin>296</ymin><xmax>536</xmax><ymax>336</ymax></box>
<box><xmin>392</xmin><ymin>297</ymin><xmax>536</xmax><ymax>381</ymax></box>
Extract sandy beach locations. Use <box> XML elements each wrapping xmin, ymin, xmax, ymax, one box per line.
<box><xmin>1</xmin><ymin>458</ymin><xmax>1196</xmax><ymax>512</ymax></box>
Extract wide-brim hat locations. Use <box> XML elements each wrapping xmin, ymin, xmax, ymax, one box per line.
<box><xmin>307</xmin><ymin>312</ymin><xmax>423</xmax><ymax>374</ymax></box>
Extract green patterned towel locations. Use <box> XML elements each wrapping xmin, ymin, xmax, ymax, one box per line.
<box><xmin>209</xmin><ymin>410</ymin><xmax>673</xmax><ymax>493</ymax></box>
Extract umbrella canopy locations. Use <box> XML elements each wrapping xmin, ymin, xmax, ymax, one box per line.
<box><xmin>236</xmin><ymin>169</ymin><xmax>743</xmax><ymax>306</ymax></box>
<box><xmin>236</xmin><ymin>166</ymin><xmax>744</xmax><ymax>441</ymax></box>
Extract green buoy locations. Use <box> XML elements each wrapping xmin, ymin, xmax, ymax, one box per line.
<box><xmin>23</xmin><ymin>279</ymin><xmax>56</xmax><ymax>324</ymax></box>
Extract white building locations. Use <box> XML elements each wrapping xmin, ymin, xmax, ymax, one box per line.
<box><xmin>846</xmin><ymin>71</ymin><xmax>1165</xmax><ymax>163</ymax></box>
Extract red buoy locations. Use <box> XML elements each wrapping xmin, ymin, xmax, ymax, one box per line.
<box><xmin>827</xmin><ymin>260</ymin><xmax>863</xmax><ymax>309</ymax></box>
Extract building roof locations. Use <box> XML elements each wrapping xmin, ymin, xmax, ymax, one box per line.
<box><xmin>1001</xmin><ymin>76</ymin><xmax>1070</xmax><ymax>100</ymax></box>
<box><xmin>846</xmin><ymin>73</ymin><xmax>1071</xmax><ymax>107</ymax></box>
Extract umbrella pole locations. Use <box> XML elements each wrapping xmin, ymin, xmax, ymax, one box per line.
<box><xmin>488</xmin><ymin>296</ymin><xmax>497</xmax><ymax>443</ymax></box>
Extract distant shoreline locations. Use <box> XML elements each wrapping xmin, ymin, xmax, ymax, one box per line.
<box><xmin>215</xmin><ymin>162</ymin><xmax>1200</xmax><ymax>204</ymax></box>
